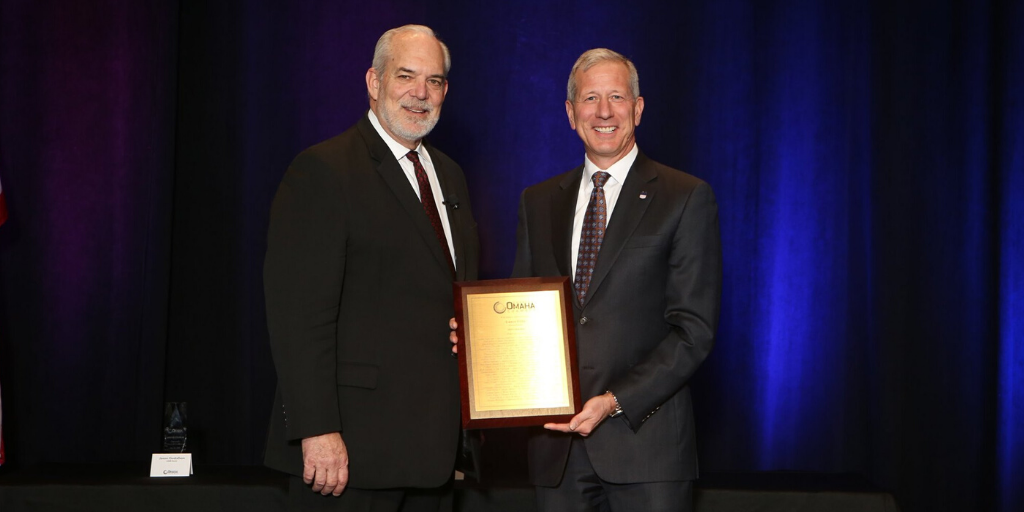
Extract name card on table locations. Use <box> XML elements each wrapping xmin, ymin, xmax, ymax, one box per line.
<box><xmin>149</xmin><ymin>453</ymin><xmax>194</xmax><ymax>477</ymax></box>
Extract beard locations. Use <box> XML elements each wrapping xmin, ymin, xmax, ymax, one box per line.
<box><xmin>378</xmin><ymin>97</ymin><xmax>441</xmax><ymax>143</ymax></box>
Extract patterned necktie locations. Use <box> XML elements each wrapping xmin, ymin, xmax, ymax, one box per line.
<box><xmin>406</xmin><ymin>150</ymin><xmax>455</xmax><ymax>277</ymax></box>
<box><xmin>573</xmin><ymin>171</ymin><xmax>611</xmax><ymax>305</ymax></box>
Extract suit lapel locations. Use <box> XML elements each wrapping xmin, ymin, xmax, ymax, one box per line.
<box><xmin>356</xmin><ymin>116</ymin><xmax>452</xmax><ymax>278</ymax></box>
<box><xmin>585</xmin><ymin>153</ymin><xmax>658</xmax><ymax>304</ymax></box>
<box><xmin>553</xmin><ymin>166</ymin><xmax>584</xmax><ymax>285</ymax></box>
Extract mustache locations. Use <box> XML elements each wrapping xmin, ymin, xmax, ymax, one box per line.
<box><xmin>400</xmin><ymin>100</ymin><xmax>433</xmax><ymax>112</ymax></box>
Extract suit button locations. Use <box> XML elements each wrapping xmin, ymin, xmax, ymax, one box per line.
<box><xmin>580</xmin><ymin>316</ymin><xmax>588</xmax><ymax>325</ymax></box>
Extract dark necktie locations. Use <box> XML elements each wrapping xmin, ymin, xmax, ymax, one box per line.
<box><xmin>406</xmin><ymin>150</ymin><xmax>455</xmax><ymax>277</ymax></box>
<box><xmin>573</xmin><ymin>171</ymin><xmax>611</xmax><ymax>305</ymax></box>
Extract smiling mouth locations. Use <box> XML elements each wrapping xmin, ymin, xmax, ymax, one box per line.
<box><xmin>403</xmin><ymin>104</ymin><xmax>431</xmax><ymax>115</ymax></box>
<box><xmin>594</xmin><ymin>126</ymin><xmax>616</xmax><ymax>133</ymax></box>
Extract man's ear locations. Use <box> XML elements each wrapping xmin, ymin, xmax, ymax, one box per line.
<box><xmin>565</xmin><ymin>100</ymin><xmax>576</xmax><ymax>130</ymax></box>
<box><xmin>365</xmin><ymin>68</ymin><xmax>380</xmax><ymax>102</ymax></box>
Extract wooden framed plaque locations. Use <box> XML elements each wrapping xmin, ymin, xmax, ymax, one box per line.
<box><xmin>453</xmin><ymin>277</ymin><xmax>581</xmax><ymax>429</ymax></box>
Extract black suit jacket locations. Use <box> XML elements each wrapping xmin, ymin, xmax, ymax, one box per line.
<box><xmin>513</xmin><ymin>151</ymin><xmax>721</xmax><ymax>486</ymax></box>
<box><xmin>263</xmin><ymin>113</ymin><xmax>479</xmax><ymax>489</ymax></box>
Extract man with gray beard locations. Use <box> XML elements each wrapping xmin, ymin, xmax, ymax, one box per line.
<box><xmin>263</xmin><ymin>25</ymin><xmax>479</xmax><ymax>512</ymax></box>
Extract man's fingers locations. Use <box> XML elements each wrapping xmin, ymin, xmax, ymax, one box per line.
<box><xmin>543</xmin><ymin>422</ymin><xmax>578</xmax><ymax>433</ymax></box>
<box><xmin>543</xmin><ymin>411</ymin><xmax>600</xmax><ymax>435</ymax></box>
<box><xmin>309</xmin><ymin>463</ymin><xmax>348</xmax><ymax>496</ymax></box>
<box><xmin>449</xmin><ymin>321</ymin><xmax>460</xmax><ymax>355</ymax></box>
<box><xmin>319</xmin><ymin>466</ymin><xmax>337</xmax><ymax>495</ymax></box>
<box><xmin>332</xmin><ymin>467</ymin><xmax>350</xmax><ymax>496</ymax></box>
<box><xmin>300</xmin><ymin>433</ymin><xmax>349</xmax><ymax>496</ymax></box>
<box><xmin>574</xmin><ymin>421</ymin><xmax>594</xmax><ymax>436</ymax></box>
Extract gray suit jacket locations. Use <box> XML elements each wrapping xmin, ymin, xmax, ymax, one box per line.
<box><xmin>263</xmin><ymin>113</ymin><xmax>479</xmax><ymax>488</ymax></box>
<box><xmin>513</xmin><ymin>151</ymin><xmax>721</xmax><ymax>485</ymax></box>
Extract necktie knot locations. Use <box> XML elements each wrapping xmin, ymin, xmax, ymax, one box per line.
<box><xmin>407</xmin><ymin>150</ymin><xmax>421</xmax><ymax>165</ymax></box>
<box><xmin>592</xmin><ymin>171</ymin><xmax>611</xmax><ymax>188</ymax></box>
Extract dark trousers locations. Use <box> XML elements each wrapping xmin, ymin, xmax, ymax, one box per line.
<box><xmin>535</xmin><ymin>438</ymin><xmax>694</xmax><ymax>512</ymax></box>
<box><xmin>287</xmin><ymin>476</ymin><xmax>452</xmax><ymax>512</ymax></box>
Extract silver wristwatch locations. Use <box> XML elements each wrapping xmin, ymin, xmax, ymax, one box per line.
<box><xmin>607</xmin><ymin>391</ymin><xmax>624</xmax><ymax>418</ymax></box>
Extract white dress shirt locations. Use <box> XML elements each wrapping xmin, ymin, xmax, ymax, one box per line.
<box><xmin>571</xmin><ymin>144</ymin><xmax>639</xmax><ymax>277</ymax></box>
<box><xmin>367</xmin><ymin>110</ymin><xmax>456</xmax><ymax>267</ymax></box>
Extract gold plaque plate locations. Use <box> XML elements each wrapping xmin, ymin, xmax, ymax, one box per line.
<box><xmin>454</xmin><ymin>277</ymin><xmax>581</xmax><ymax>429</ymax></box>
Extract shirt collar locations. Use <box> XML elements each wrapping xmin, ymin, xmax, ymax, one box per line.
<box><xmin>583</xmin><ymin>143</ymin><xmax>639</xmax><ymax>185</ymax></box>
<box><xmin>367</xmin><ymin>109</ymin><xmax>427</xmax><ymax>163</ymax></box>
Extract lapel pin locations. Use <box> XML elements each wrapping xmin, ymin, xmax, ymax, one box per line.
<box><xmin>639</xmin><ymin>191</ymin><xmax>648</xmax><ymax>199</ymax></box>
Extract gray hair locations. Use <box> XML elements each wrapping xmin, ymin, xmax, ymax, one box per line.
<box><xmin>566</xmin><ymin>48</ymin><xmax>640</xmax><ymax>102</ymax></box>
<box><xmin>372</xmin><ymin>25</ymin><xmax>451</xmax><ymax>76</ymax></box>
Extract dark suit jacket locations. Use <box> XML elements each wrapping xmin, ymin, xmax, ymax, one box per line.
<box><xmin>513</xmin><ymin>151</ymin><xmax>721</xmax><ymax>486</ymax></box>
<box><xmin>263</xmin><ymin>113</ymin><xmax>479</xmax><ymax>489</ymax></box>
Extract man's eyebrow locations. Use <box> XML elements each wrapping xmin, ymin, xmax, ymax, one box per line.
<box><xmin>582</xmin><ymin>88</ymin><xmax>627</xmax><ymax>96</ymax></box>
<box><xmin>394</xmin><ymin>67</ymin><xmax>446</xmax><ymax>80</ymax></box>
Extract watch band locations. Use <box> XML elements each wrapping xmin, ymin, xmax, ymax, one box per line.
<box><xmin>607</xmin><ymin>391</ymin><xmax>623</xmax><ymax>418</ymax></box>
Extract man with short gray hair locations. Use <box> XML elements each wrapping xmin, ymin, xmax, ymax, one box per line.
<box><xmin>264</xmin><ymin>24</ymin><xmax>478</xmax><ymax>512</ymax></box>
<box><xmin>514</xmin><ymin>48</ymin><xmax>722</xmax><ymax>512</ymax></box>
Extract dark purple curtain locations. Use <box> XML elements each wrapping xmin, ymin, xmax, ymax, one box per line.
<box><xmin>0</xmin><ymin>0</ymin><xmax>178</xmax><ymax>461</ymax></box>
<box><xmin>0</xmin><ymin>1</ymin><xmax>1021</xmax><ymax>511</ymax></box>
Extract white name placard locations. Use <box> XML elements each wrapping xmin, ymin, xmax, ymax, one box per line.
<box><xmin>149</xmin><ymin>453</ymin><xmax>193</xmax><ymax>477</ymax></box>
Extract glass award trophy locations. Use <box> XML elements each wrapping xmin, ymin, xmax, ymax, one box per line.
<box><xmin>151</xmin><ymin>402</ymin><xmax>193</xmax><ymax>476</ymax></box>
<box><xmin>162</xmin><ymin>402</ymin><xmax>188</xmax><ymax>453</ymax></box>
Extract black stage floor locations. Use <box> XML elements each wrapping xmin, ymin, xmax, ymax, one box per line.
<box><xmin>0</xmin><ymin>465</ymin><xmax>900</xmax><ymax>512</ymax></box>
